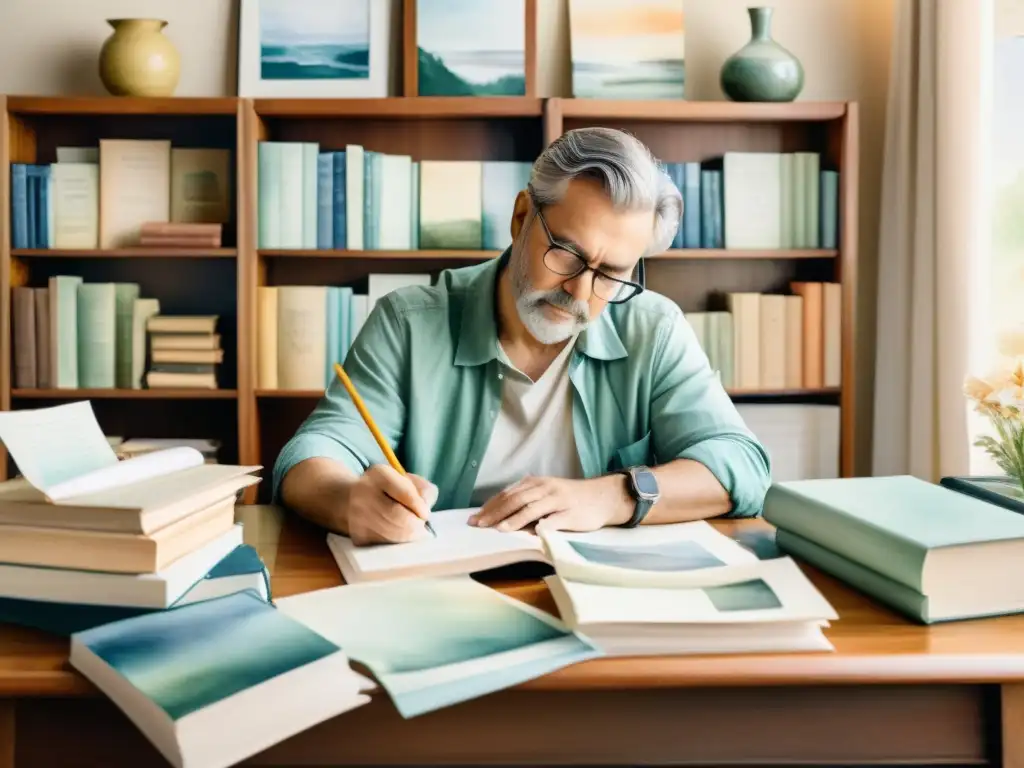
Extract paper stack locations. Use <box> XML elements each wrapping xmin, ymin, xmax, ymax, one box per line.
<box><xmin>537</xmin><ymin>521</ymin><xmax>839</xmax><ymax>655</ymax></box>
<box><xmin>0</xmin><ymin>401</ymin><xmax>265</xmax><ymax>635</ymax></box>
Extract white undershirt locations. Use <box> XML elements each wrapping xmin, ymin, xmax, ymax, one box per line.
<box><xmin>470</xmin><ymin>339</ymin><xmax>583</xmax><ymax>506</ymax></box>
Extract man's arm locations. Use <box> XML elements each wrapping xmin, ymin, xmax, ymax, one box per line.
<box><xmin>271</xmin><ymin>296</ymin><xmax>409</xmax><ymax>529</ymax></box>
<box><xmin>640</xmin><ymin>306</ymin><xmax>772</xmax><ymax>521</ymax></box>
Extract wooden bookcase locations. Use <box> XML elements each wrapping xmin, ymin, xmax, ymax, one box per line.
<box><xmin>0</xmin><ymin>94</ymin><xmax>858</xmax><ymax>502</ymax></box>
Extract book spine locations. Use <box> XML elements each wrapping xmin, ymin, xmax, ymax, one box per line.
<box><xmin>11</xmin><ymin>164</ymin><xmax>28</xmax><ymax>249</ymax></box>
<box><xmin>317</xmin><ymin>153</ymin><xmax>334</xmax><ymax>250</ymax></box>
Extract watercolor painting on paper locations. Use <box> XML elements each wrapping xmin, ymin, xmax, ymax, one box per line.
<box><xmin>416</xmin><ymin>0</ymin><xmax>526</xmax><ymax>95</ymax></box>
<box><xmin>259</xmin><ymin>0</ymin><xmax>370</xmax><ymax>81</ymax></box>
<box><xmin>569</xmin><ymin>0</ymin><xmax>685</xmax><ymax>99</ymax></box>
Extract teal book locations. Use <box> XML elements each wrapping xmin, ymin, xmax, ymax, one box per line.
<box><xmin>114</xmin><ymin>283</ymin><xmax>140</xmax><ymax>388</ymax></box>
<box><xmin>257</xmin><ymin>142</ymin><xmax>281</xmax><ymax>248</ymax></box>
<box><xmin>76</xmin><ymin>283</ymin><xmax>116</xmax><ymax>388</ymax></box>
<box><xmin>50</xmin><ymin>275</ymin><xmax>83</xmax><ymax>388</ymax></box>
<box><xmin>70</xmin><ymin>591</ymin><xmax>371</xmax><ymax>768</ymax></box>
<box><xmin>762</xmin><ymin>475</ymin><xmax>1024</xmax><ymax>595</ymax></box>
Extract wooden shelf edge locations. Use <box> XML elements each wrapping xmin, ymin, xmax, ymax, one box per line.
<box><xmin>258</xmin><ymin>248</ymin><xmax>499</xmax><ymax>260</ymax></box>
<box><xmin>12</xmin><ymin>248</ymin><xmax>238</xmax><ymax>259</ymax></box>
<box><xmin>554</xmin><ymin>98</ymin><xmax>848</xmax><ymax>122</ymax></box>
<box><xmin>5</xmin><ymin>96</ymin><xmax>240</xmax><ymax>116</ymax></box>
<box><xmin>257</xmin><ymin>389</ymin><xmax>325</xmax><ymax>398</ymax></box>
<box><xmin>256</xmin><ymin>249</ymin><xmax>836</xmax><ymax>260</ymax></box>
<box><xmin>11</xmin><ymin>389</ymin><xmax>239</xmax><ymax>400</ymax></box>
<box><xmin>254</xmin><ymin>96</ymin><xmax>544</xmax><ymax>119</ymax></box>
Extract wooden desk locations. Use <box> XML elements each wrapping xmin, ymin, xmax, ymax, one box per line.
<box><xmin>1</xmin><ymin>506</ymin><xmax>1023</xmax><ymax>767</ymax></box>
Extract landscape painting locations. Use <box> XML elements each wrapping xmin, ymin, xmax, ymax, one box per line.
<box><xmin>704</xmin><ymin>579</ymin><xmax>783</xmax><ymax>612</ymax></box>
<box><xmin>568</xmin><ymin>539</ymin><xmax>727</xmax><ymax>572</ymax></box>
<box><xmin>259</xmin><ymin>0</ymin><xmax>370</xmax><ymax>81</ymax></box>
<box><xmin>419</xmin><ymin>161</ymin><xmax>482</xmax><ymax>249</ymax></box>
<box><xmin>416</xmin><ymin>0</ymin><xmax>526</xmax><ymax>96</ymax></box>
<box><xmin>569</xmin><ymin>0</ymin><xmax>685</xmax><ymax>99</ymax></box>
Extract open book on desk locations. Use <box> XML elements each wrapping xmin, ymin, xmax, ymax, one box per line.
<box><xmin>326</xmin><ymin>508</ymin><xmax>763</xmax><ymax>585</ymax></box>
<box><xmin>0</xmin><ymin>402</ymin><xmax>260</xmax><ymax>533</ymax></box>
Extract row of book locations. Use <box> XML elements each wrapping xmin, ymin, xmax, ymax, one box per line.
<box><xmin>666</xmin><ymin>152</ymin><xmax>838</xmax><ymax>250</ymax></box>
<box><xmin>256</xmin><ymin>274</ymin><xmax>430</xmax><ymax>390</ymax></box>
<box><xmin>11</xmin><ymin>277</ymin><xmax>222</xmax><ymax>390</ymax></box>
<box><xmin>257</xmin><ymin>140</ymin><xmax>530</xmax><ymax>251</ymax></box>
<box><xmin>696</xmin><ymin>281</ymin><xmax>842</xmax><ymax>391</ymax></box>
<box><xmin>9</xmin><ymin>141</ymin><xmax>230</xmax><ymax>250</ymax></box>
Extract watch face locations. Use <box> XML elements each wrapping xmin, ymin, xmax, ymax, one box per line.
<box><xmin>632</xmin><ymin>468</ymin><xmax>659</xmax><ymax>497</ymax></box>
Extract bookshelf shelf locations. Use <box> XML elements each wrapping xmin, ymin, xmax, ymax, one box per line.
<box><xmin>0</xmin><ymin>94</ymin><xmax>859</xmax><ymax>498</ymax></box>
<box><xmin>5</xmin><ymin>96</ymin><xmax>239</xmax><ymax>116</ymax></box>
<box><xmin>13</xmin><ymin>248</ymin><xmax>237</xmax><ymax>259</ymax></box>
<box><xmin>258</xmin><ymin>249</ymin><xmax>499</xmax><ymax>260</ymax></box>
<box><xmin>552</xmin><ymin>99</ymin><xmax>849</xmax><ymax>122</ymax></box>
<box><xmin>11</xmin><ymin>389</ymin><xmax>238</xmax><ymax>400</ymax></box>
<box><xmin>253</xmin><ymin>97</ymin><xmax>543</xmax><ymax>119</ymax></box>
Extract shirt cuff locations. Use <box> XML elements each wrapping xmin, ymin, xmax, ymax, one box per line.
<box><xmin>679</xmin><ymin>436</ymin><xmax>771</xmax><ymax>519</ymax></box>
<box><xmin>271</xmin><ymin>432</ymin><xmax>366</xmax><ymax>503</ymax></box>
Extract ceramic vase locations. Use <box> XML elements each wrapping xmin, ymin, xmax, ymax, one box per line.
<box><xmin>99</xmin><ymin>19</ymin><xmax>180</xmax><ymax>97</ymax></box>
<box><xmin>720</xmin><ymin>7</ymin><xmax>804</xmax><ymax>103</ymax></box>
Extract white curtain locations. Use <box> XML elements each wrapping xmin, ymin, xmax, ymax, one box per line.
<box><xmin>872</xmin><ymin>0</ymin><xmax>994</xmax><ymax>480</ymax></box>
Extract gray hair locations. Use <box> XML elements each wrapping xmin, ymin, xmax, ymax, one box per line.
<box><xmin>529</xmin><ymin>127</ymin><xmax>682</xmax><ymax>256</ymax></box>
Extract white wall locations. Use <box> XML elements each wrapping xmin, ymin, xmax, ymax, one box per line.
<box><xmin>0</xmin><ymin>0</ymin><xmax>895</xmax><ymax>473</ymax></box>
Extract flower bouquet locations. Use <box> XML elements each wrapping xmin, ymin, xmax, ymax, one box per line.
<box><xmin>963</xmin><ymin>355</ymin><xmax>1024</xmax><ymax>498</ymax></box>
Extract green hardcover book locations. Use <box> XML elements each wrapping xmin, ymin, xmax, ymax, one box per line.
<box><xmin>762</xmin><ymin>475</ymin><xmax>1024</xmax><ymax>596</ymax></box>
<box><xmin>301</xmin><ymin>142</ymin><xmax>319</xmax><ymax>249</ymax></box>
<box><xmin>49</xmin><ymin>275</ymin><xmax>83</xmax><ymax>388</ymax></box>
<box><xmin>77</xmin><ymin>283</ymin><xmax>116</xmax><ymax>388</ymax></box>
<box><xmin>114</xmin><ymin>283</ymin><xmax>140</xmax><ymax>389</ymax></box>
<box><xmin>257</xmin><ymin>142</ymin><xmax>281</xmax><ymax>248</ymax></box>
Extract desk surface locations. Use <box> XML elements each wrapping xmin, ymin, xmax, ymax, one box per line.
<box><xmin>3</xmin><ymin>505</ymin><xmax>1024</xmax><ymax>697</ymax></box>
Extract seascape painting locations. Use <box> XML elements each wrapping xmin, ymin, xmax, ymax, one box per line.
<box><xmin>704</xmin><ymin>579</ymin><xmax>783</xmax><ymax>612</ymax></box>
<box><xmin>416</xmin><ymin>0</ymin><xmax>526</xmax><ymax>96</ymax></box>
<box><xmin>259</xmin><ymin>0</ymin><xmax>370</xmax><ymax>81</ymax></box>
<box><xmin>568</xmin><ymin>539</ymin><xmax>727</xmax><ymax>572</ymax></box>
<box><xmin>276</xmin><ymin>576</ymin><xmax>600</xmax><ymax>718</ymax></box>
<box><xmin>569</xmin><ymin>0</ymin><xmax>685</xmax><ymax>99</ymax></box>
<box><xmin>78</xmin><ymin>591</ymin><xmax>339</xmax><ymax>721</ymax></box>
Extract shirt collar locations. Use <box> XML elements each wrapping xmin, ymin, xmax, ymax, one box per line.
<box><xmin>453</xmin><ymin>247</ymin><xmax>628</xmax><ymax>367</ymax></box>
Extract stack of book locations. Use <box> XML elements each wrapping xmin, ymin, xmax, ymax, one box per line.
<box><xmin>146</xmin><ymin>314</ymin><xmax>222</xmax><ymax>389</ymax></box>
<box><xmin>112</xmin><ymin>437</ymin><xmax>221</xmax><ymax>464</ymax></box>
<box><xmin>763</xmin><ymin>475</ymin><xmax>1024</xmax><ymax>624</ymax></box>
<box><xmin>0</xmin><ymin>401</ymin><xmax>263</xmax><ymax>635</ymax></box>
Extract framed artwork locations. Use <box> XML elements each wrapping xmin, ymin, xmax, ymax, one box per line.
<box><xmin>403</xmin><ymin>0</ymin><xmax>537</xmax><ymax>97</ymax></box>
<box><xmin>569</xmin><ymin>0</ymin><xmax>685</xmax><ymax>99</ymax></box>
<box><xmin>237</xmin><ymin>0</ymin><xmax>393</xmax><ymax>97</ymax></box>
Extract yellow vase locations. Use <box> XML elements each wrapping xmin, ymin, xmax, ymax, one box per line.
<box><xmin>99</xmin><ymin>18</ymin><xmax>180</xmax><ymax>97</ymax></box>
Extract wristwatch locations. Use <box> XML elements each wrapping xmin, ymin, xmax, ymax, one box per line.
<box><xmin>619</xmin><ymin>465</ymin><xmax>660</xmax><ymax>527</ymax></box>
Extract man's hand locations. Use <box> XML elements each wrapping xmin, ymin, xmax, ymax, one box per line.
<box><xmin>347</xmin><ymin>464</ymin><xmax>439</xmax><ymax>546</ymax></box>
<box><xmin>470</xmin><ymin>475</ymin><xmax>633</xmax><ymax>533</ymax></box>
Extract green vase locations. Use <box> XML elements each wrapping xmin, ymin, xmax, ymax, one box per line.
<box><xmin>721</xmin><ymin>7</ymin><xmax>804</xmax><ymax>102</ymax></box>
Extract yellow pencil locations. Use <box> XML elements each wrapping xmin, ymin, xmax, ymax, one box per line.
<box><xmin>332</xmin><ymin>362</ymin><xmax>435</xmax><ymax>536</ymax></box>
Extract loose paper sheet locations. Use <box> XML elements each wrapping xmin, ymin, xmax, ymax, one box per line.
<box><xmin>276</xmin><ymin>575</ymin><xmax>601</xmax><ymax>718</ymax></box>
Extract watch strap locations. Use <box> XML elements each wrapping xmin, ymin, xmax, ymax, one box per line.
<box><xmin>620</xmin><ymin>467</ymin><xmax>655</xmax><ymax>528</ymax></box>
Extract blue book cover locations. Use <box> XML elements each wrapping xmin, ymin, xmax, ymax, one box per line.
<box><xmin>332</xmin><ymin>150</ymin><xmax>347</xmax><ymax>249</ymax></box>
<box><xmin>10</xmin><ymin>164</ymin><xmax>28</xmax><ymax>249</ymax></box>
<box><xmin>316</xmin><ymin>153</ymin><xmax>334</xmax><ymax>249</ymax></box>
<box><xmin>683</xmin><ymin>163</ymin><xmax>701</xmax><ymax>248</ymax></box>
<box><xmin>337</xmin><ymin>286</ymin><xmax>353</xmax><ymax>361</ymax></box>
<box><xmin>75</xmin><ymin>591</ymin><xmax>340</xmax><ymax>722</ymax></box>
<box><xmin>25</xmin><ymin>166</ymin><xmax>38</xmax><ymax>249</ymax></box>
<box><xmin>326</xmin><ymin>287</ymin><xmax>340</xmax><ymax>385</ymax></box>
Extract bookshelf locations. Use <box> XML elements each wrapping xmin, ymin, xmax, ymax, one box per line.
<box><xmin>0</xmin><ymin>94</ymin><xmax>858</xmax><ymax>502</ymax></box>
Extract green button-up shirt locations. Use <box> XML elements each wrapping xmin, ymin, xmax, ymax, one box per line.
<box><xmin>272</xmin><ymin>252</ymin><xmax>772</xmax><ymax>518</ymax></box>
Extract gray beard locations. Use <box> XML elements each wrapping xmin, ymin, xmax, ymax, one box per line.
<box><xmin>509</xmin><ymin>240</ymin><xmax>591</xmax><ymax>345</ymax></box>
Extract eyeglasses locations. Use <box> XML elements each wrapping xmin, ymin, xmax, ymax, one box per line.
<box><xmin>530</xmin><ymin>193</ymin><xmax>645</xmax><ymax>305</ymax></box>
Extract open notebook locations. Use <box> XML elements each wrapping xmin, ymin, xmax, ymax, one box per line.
<box><xmin>327</xmin><ymin>508</ymin><xmax>765</xmax><ymax>585</ymax></box>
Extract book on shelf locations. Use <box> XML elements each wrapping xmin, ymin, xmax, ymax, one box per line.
<box><xmin>258</xmin><ymin>275</ymin><xmax>429</xmax><ymax>390</ymax></box>
<box><xmin>10</xmin><ymin>142</ymin><xmax>231</xmax><ymax>250</ymax></box>
<box><xmin>11</xmin><ymin>281</ymin><xmax>223</xmax><ymax>390</ymax></box>
<box><xmin>257</xmin><ymin>139</ymin><xmax>531</xmax><ymax>251</ymax></box>
<box><xmin>764</xmin><ymin>475</ymin><xmax>1024</xmax><ymax>623</ymax></box>
<box><xmin>686</xmin><ymin>282</ymin><xmax>841</xmax><ymax>391</ymax></box>
<box><xmin>660</xmin><ymin>152</ymin><xmax>839</xmax><ymax>251</ymax></box>
<box><xmin>70</xmin><ymin>590</ymin><xmax>373</xmax><ymax>768</ymax></box>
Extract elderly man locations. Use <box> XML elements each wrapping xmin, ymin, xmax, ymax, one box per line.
<box><xmin>273</xmin><ymin>127</ymin><xmax>771</xmax><ymax>545</ymax></box>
